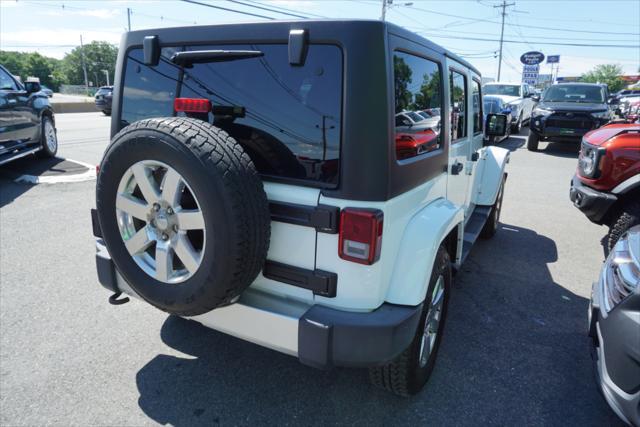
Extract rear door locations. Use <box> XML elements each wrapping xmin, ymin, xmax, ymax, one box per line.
<box><xmin>446</xmin><ymin>63</ymin><xmax>472</xmax><ymax>213</ymax></box>
<box><xmin>119</xmin><ymin>43</ymin><xmax>344</xmax><ymax>304</ymax></box>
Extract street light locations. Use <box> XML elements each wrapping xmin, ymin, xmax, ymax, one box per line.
<box><xmin>381</xmin><ymin>0</ymin><xmax>414</xmax><ymax>21</ymax></box>
<box><xmin>101</xmin><ymin>69</ymin><xmax>110</xmax><ymax>86</ymax></box>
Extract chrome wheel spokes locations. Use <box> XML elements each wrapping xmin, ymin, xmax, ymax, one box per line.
<box><xmin>115</xmin><ymin>160</ymin><xmax>206</xmax><ymax>284</ymax></box>
<box><xmin>419</xmin><ymin>275</ymin><xmax>445</xmax><ymax>367</ymax></box>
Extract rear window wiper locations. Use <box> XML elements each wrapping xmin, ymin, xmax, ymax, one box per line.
<box><xmin>171</xmin><ymin>50</ymin><xmax>263</xmax><ymax>67</ymax></box>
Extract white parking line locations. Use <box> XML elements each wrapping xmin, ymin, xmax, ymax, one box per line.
<box><xmin>14</xmin><ymin>158</ymin><xmax>97</xmax><ymax>184</ymax></box>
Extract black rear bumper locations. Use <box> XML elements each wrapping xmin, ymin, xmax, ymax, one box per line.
<box><xmin>94</xmin><ymin>221</ymin><xmax>422</xmax><ymax>369</ymax></box>
<box><xmin>569</xmin><ymin>175</ymin><xmax>617</xmax><ymax>225</ymax></box>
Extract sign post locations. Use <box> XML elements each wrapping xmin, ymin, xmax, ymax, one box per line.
<box><xmin>546</xmin><ymin>55</ymin><xmax>560</xmax><ymax>84</ymax></box>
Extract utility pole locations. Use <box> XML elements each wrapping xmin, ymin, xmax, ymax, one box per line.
<box><xmin>102</xmin><ymin>69</ymin><xmax>110</xmax><ymax>86</ymax></box>
<box><xmin>381</xmin><ymin>0</ymin><xmax>413</xmax><ymax>21</ymax></box>
<box><xmin>127</xmin><ymin>8</ymin><xmax>131</xmax><ymax>31</ymax></box>
<box><xmin>79</xmin><ymin>35</ymin><xmax>90</xmax><ymax>95</ymax></box>
<box><xmin>381</xmin><ymin>0</ymin><xmax>389</xmax><ymax>21</ymax></box>
<box><xmin>494</xmin><ymin>1</ymin><xmax>515</xmax><ymax>81</ymax></box>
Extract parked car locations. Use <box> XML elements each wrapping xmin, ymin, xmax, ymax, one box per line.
<box><xmin>588</xmin><ymin>224</ymin><xmax>640</xmax><ymax>427</ymax></box>
<box><xmin>626</xmin><ymin>104</ymin><xmax>640</xmax><ymax>123</ymax></box>
<box><xmin>619</xmin><ymin>96</ymin><xmax>640</xmax><ymax>117</ymax></box>
<box><xmin>0</xmin><ymin>65</ymin><xmax>58</xmax><ymax>165</ymax></box>
<box><xmin>40</xmin><ymin>84</ymin><xmax>53</xmax><ymax>97</ymax></box>
<box><xmin>569</xmin><ymin>123</ymin><xmax>640</xmax><ymax>252</ymax></box>
<box><xmin>91</xmin><ymin>20</ymin><xmax>510</xmax><ymax>396</ymax></box>
<box><xmin>528</xmin><ymin>83</ymin><xmax>613</xmax><ymax>151</ymax></box>
<box><xmin>483</xmin><ymin>81</ymin><xmax>537</xmax><ymax>133</ymax></box>
<box><xmin>483</xmin><ymin>95</ymin><xmax>513</xmax><ymax>144</ymax></box>
<box><xmin>396</xmin><ymin>110</ymin><xmax>440</xmax><ymax>133</ymax></box>
<box><xmin>95</xmin><ymin>85</ymin><xmax>113</xmax><ymax>116</ymax></box>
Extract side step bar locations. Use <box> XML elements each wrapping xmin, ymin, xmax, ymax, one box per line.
<box><xmin>460</xmin><ymin>205</ymin><xmax>492</xmax><ymax>265</ymax></box>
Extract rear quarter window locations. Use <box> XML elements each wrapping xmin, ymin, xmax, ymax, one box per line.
<box><xmin>120</xmin><ymin>44</ymin><xmax>343</xmax><ymax>186</ymax></box>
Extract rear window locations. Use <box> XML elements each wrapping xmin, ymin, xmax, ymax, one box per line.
<box><xmin>120</xmin><ymin>44</ymin><xmax>343</xmax><ymax>186</ymax></box>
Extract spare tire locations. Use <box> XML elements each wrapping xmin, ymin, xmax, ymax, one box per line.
<box><xmin>96</xmin><ymin>117</ymin><xmax>270</xmax><ymax>316</ymax></box>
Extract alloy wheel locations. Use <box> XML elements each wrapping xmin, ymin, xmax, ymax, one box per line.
<box><xmin>115</xmin><ymin>160</ymin><xmax>206</xmax><ymax>284</ymax></box>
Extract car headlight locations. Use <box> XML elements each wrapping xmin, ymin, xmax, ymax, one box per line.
<box><xmin>590</xmin><ymin>110</ymin><xmax>609</xmax><ymax>119</ymax></box>
<box><xmin>600</xmin><ymin>225</ymin><xmax>640</xmax><ymax>315</ymax></box>
<box><xmin>533</xmin><ymin>107</ymin><xmax>553</xmax><ymax>117</ymax></box>
<box><xmin>578</xmin><ymin>141</ymin><xmax>605</xmax><ymax>178</ymax></box>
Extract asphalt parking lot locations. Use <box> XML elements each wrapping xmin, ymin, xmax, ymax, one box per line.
<box><xmin>0</xmin><ymin>113</ymin><xmax>623</xmax><ymax>426</ymax></box>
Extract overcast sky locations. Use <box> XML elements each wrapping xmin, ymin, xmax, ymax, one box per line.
<box><xmin>1</xmin><ymin>0</ymin><xmax>638</xmax><ymax>82</ymax></box>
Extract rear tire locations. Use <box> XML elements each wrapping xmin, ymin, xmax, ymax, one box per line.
<box><xmin>527</xmin><ymin>131</ymin><xmax>540</xmax><ymax>151</ymax></box>
<box><xmin>102</xmin><ymin>109</ymin><xmax>111</xmax><ymax>116</ymax></box>
<box><xmin>606</xmin><ymin>201</ymin><xmax>640</xmax><ymax>255</ymax></box>
<box><xmin>96</xmin><ymin>117</ymin><xmax>270</xmax><ymax>316</ymax></box>
<box><xmin>369</xmin><ymin>245</ymin><xmax>452</xmax><ymax>397</ymax></box>
<box><xmin>480</xmin><ymin>175</ymin><xmax>506</xmax><ymax>239</ymax></box>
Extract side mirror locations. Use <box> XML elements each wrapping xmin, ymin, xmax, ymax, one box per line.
<box><xmin>402</xmin><ymin>120</ymin><xmax>412</xmax><ymax>127</ymax></box>
<box><xmin>24</xmin><ymin>81</ymin><xmax>41</xmax><ymax>94</ymax></box>
<box><xmin>485</xmin><ymin>114</ymin><xmax>508</xmax><ymax>137</ymax></box>
<box><xmin>614</xmin><ymin>108</ymin><xmax>622</xmax><ymax>116</ymax></box>
<box><xmin>500</xmin><ymin>108</ymin><xmax>512</xmax><ymax>115</ymax></box>
<box><xmin>531</xmin><ymin>95</ymin><xmax>540</xmax><ymax>102</ymax></box>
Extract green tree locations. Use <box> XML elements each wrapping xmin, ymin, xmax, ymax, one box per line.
<box><xmin>413</xmin><ymin>70</ymin><xmax>441</xmax><ymax>110</ymax></box>
<box><xmin>61</xmin><ymin>41</ymin><xmax>118</xmax><ymax>89</ymax></box>
<box><xmin>0</xmin><ymin>51</ymin><xmax>63</xmax><ymax>90</ymax></box>
<box><xmin>394</xmin><ymin>56</ymin><xmax>413</xmax><ymax>113</ymax></box>
<box><xmin>581</xmin><ymin>64</ymin><xmax>625</xmax><ymax>92</ymax></box>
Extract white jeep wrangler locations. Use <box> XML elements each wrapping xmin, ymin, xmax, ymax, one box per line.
<box><xmin>92</xmin><ymin>20</ymin><xmax>510</xmax><ymax>396</ymax></box>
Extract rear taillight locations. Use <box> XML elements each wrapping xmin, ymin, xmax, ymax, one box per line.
<box><xmin>338</xmin><ymin>208</ymin><xmax>383</xmax><ymax>265</ymax></box>
<box><xmin>174</xmin><ymin>98</ymin><xmax>212</xmax><ymax>113</ymax></box>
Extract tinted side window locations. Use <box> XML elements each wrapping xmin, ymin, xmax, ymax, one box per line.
<box><xmin>449</xmin><ymin>70</ymin><xmax>467</xmax><ymax>141</ymax></box>
<box><xmin>0</xmin><ymin>68</ymin><xmax>18</xmax><ymax>91</ymax></box>
<box><xmin>472</xmin><ymin>79</ymin><xmax>482</xmax><ymax>134</ymax></box>
<box><xmin>121</xmin><ymin>44</ymin><xmax>343</xmax><ymax>186</ymax></box>
<box><xmin>393</xmin><ymin>51</ymin><xmax>443</xmax><ymax>161</ymax></box>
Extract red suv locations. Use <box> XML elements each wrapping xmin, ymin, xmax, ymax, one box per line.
<box><xmin>570</xmin><ymin>123</ymin><xmax>640</xmax><ymax>252</ymax></box>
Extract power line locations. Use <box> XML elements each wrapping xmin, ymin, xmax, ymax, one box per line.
<box><xmin>243</xmin><ymin>0</ymin><xmax>326</xmax><ymax>18</ymax></box>
<box><xmin>180</xmin><ymin>0</ymin><xmax>275</xmax><ymax>20</ymax></box>
<box><xmin>226</xmin><ymin>0</ymin><xmax>309</xmax><ymax>19</ymax></box>
<box><xmin>408</xmin><ymin>5</ymin><xmax>640</xmax><ymax>36</ymax></box>
<box><xmin>402</xmin><ymin>25</ymin><xmax>639</xmax><ymax>43</ymax></box>
<box><xmin>415</xmin><ymin>32</ymin><xmax>640</xmax><ymax>49</ymax></box>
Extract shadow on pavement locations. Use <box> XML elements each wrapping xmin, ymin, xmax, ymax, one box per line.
<box><xmin>0</xmin><ymin>178</ymin><xmax>35</xmax><ymax>209</ymax></box>
<box><xmin>0</xmin><ymin>156</ymin><xmax>88</xmax><ymax>178</ymax></box>
<box><xmin>539</xmin><ymin>140</ymin><xmax>581</xmax><ymax>159</ymax></box>
<box><xmin>134</xmin><ymin>222</ymin><xmax>622</xmax><ymax>426</ymax></box>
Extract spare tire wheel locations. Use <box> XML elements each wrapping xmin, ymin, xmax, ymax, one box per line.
<box><xmin>96</xmin><ymin>117</ymin><xmax>270</xmax><ymax>316</ymax></box>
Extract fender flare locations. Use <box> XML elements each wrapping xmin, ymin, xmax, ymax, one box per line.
<box><xmin>385</xmin><ymin>198</ymin><xmax>464</xmax><ymax>306</ymax></box>
<box><xmin>473</xmin><ymin>145</ymin><xmax>510</xmax><ymax>206</ymax></box>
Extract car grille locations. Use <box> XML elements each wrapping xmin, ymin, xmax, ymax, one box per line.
<box><xmin>600</xmin><ymin>228</ymin><xmax>640</xmax><ymax>314</ymax></box>
<box><xmin>546</xmin><ymin>113</ymin><xmax>593</xmax><ymax>129</ymax></box>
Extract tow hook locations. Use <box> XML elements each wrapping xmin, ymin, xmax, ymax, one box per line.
<box><xmin>108</xmin><ymin>292</ymin><xmax>130</xmax><ymax>305</ymax></box>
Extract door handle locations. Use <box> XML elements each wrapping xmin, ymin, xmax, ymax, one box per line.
<box><xmin>451</xmin><ymin>161</ymin><xmax>464</xmax><ymax>175</ymax></box>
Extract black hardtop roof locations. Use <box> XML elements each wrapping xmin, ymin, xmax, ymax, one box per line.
<box><xmin>555</xmin><ymin>82</ymin><xmax>606</xmax><ymax>86</ymax></box>
<box><xmin>124</xmin><ymin>19</ymin><xmax>480</xmax><ymax>76</ymax></box>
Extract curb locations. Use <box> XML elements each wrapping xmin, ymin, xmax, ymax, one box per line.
<box><xmin>14</xmin><ymin>159</ymin><xmax>97</xmax><ymax>184</ymax></box>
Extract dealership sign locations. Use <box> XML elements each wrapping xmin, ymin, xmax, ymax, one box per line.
<box><xmin>520</xmin><ymin>51</ymin><xmax>545</xmax><ymax>65</ymax></box>
<box><xmin>546</xmin><ymin>55</ymin><xmax>560</xmax><ymax>64</ymax></box>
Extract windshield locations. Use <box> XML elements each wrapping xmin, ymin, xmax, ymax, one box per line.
<box><xmin>483</xmin><ymin>99</ymin><xmax>502</xmax><ymax>114</ymax></box>
<box><xmin>406</xmin><ymin>111</ymin><xmax>424</xmax><ymax>122</ymax></box>
<box><xmin>484</xmin><ymin>84</ymin><xmax>520</xmax><ymax>97</ymax></box>
<box><xmin>543</xmin><ymin>85</ymin><xmax>605</xmax><ymax>103</ymax></box>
